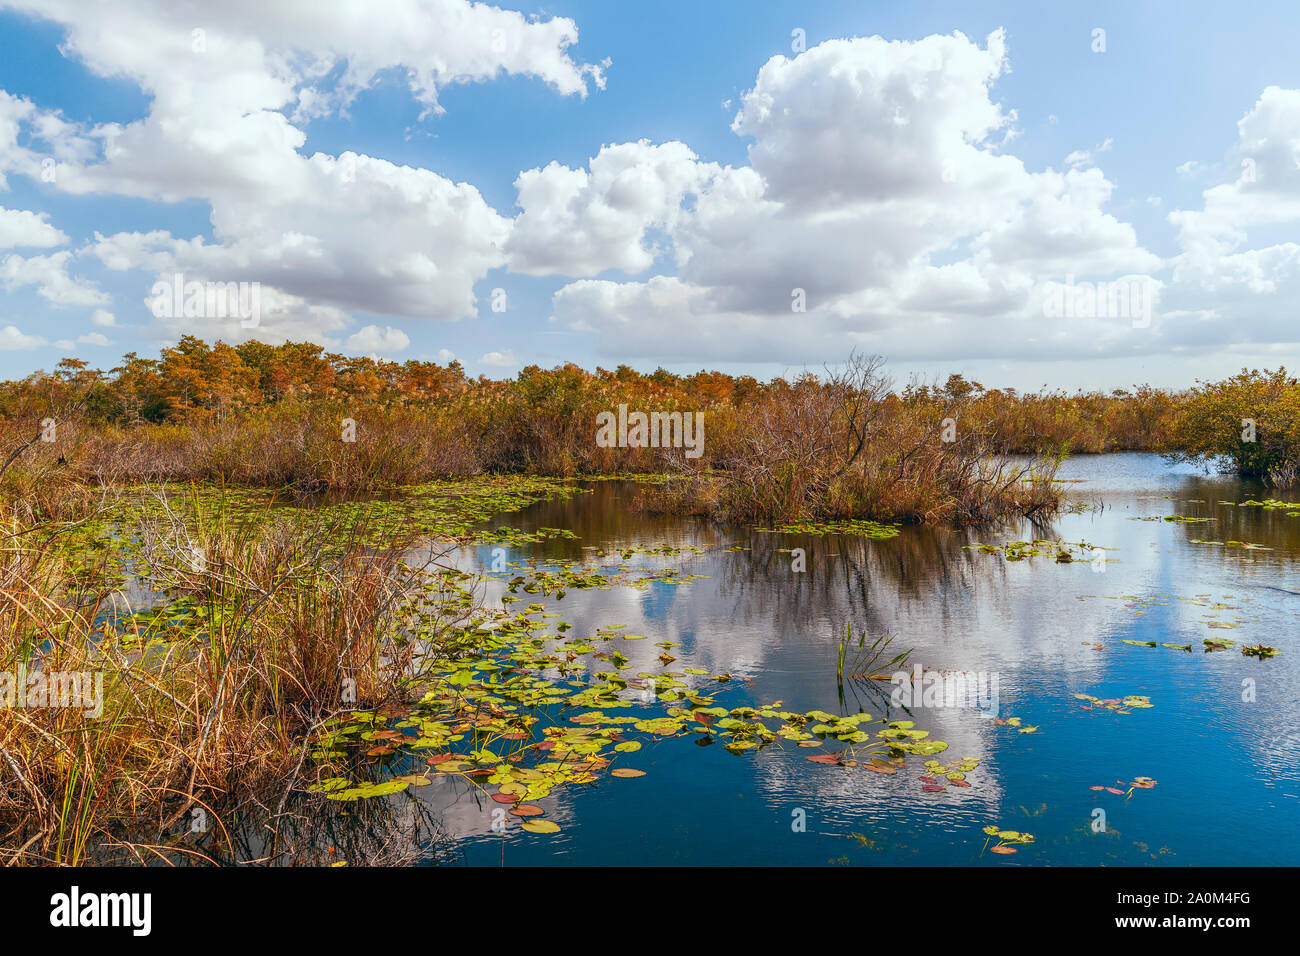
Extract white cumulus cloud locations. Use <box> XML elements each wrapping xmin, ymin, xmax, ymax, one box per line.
<box><xmin>0</xmin><ymin>206</ymin><xmax>68</xmax><ymax>248</ymax></box>
<box><xmin>0</xmin><ymin>325</ymin><xmax>45</xmax><ymax>349</ymax></box>
<box><xmin>346</xmin><ymin>324</ymin><xmax>411</xmax><ymax>354</ymax></box>
<box><xmin>479</xmin><ymin>349</ymin><xmax>517</xmax><ymax>368</ymax></box>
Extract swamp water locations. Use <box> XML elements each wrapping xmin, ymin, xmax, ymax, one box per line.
<box><xmin>355</xmin><ymin>452</ymin><xmax>1300</xmax><ymax>866</ymax></box>
<box><xmin>145</xmin><ymin>453</ymin><xmax>1297</xmax><ymax>867</ymax></box>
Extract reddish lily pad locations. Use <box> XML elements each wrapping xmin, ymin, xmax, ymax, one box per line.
<box><xmin>805</xmin><ymin>753</ymin><xmax>842</xmax><ymax>765</ymax></box>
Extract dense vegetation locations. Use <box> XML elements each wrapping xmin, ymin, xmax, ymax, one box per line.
<box><xmin>3</xmin><ymin>336</ymin><xmax>1176</xmax><ymax>447</ymax></box>
<box><xmin>1166</xmin><ymin>368</ymin><xmax>1300</xmax><ymax>484</ymax></box>
<box><xmin>3</xmin><ymin>338</ymin><xmax>1298</xmax><ymax>516</ymax></box>
<box><xmin>2</xmin><ymin>337</ymin><xmax>1297</xmax><ymax>864</ymax></box>
<box><xmin>4</xmin><ymin>337</ymin><xmax>1297</xmax><ymax>519</ymax></box>
<box><xmin>0</xmin><ymin>476</ymin><xmax>587</xmax><ymax>864</ymax></box>
<box><xmin>0</xmin><ymin>337</ymin><xmax>1174</xmax><ymax>520</ymax></box>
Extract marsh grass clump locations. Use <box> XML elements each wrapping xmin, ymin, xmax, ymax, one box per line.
<box><xmin>649</xmin><ymin>354</ymin><xmax>1067</xmax><ymax>526</ymax></box>
<box><xmin>836</xmin><ymin>623</ymin><xmax>913</xmax><ymax>685</ymax></box>
<box><xmin>0</xmin><ymin>486</ymin><xmax>460</xmax><ymax>865</ymax></box>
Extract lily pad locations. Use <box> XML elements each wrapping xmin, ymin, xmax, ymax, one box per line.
<box><xmin>521</xmin><ymin>820</ymin><xmax>561</xmax><ymax>834</ymax></box>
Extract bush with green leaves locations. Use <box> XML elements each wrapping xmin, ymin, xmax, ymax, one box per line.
<box><xmin>1167</xmin><ymin>368</ymin><xmax>1300</xmax><ymax>478</ymax></box>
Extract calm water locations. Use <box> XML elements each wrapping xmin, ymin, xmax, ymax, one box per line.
<box><xmin>408</xmin><ymin>454</ymin><xmax>1300</xmax><ymax>866</ymax></box>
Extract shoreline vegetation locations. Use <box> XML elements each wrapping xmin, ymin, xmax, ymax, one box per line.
<box><xmin>8</xmin><ymin>337</ymin><xmax>1296</xmax><ymax>521</ymax></box>
<box><xmin>2</xmin><ymin>339</ymin><xmax>1298</xmax><ymax>864</ymax></box>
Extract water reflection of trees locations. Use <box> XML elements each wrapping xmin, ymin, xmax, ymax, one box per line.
<box><xmin>708</xmin><ymin>521</ymin><xmax>1034</xmax><ymax>645</ymax></box>
<box><xmin>1170</xmin><ymin>477</ymin><xmax>1300</xmax><ymax>563</ymax></box>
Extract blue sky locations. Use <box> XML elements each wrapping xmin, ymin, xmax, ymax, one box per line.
<box><xmin>1</xmin><ymin>0</ymin><xmax>1299</xmax><ymax>389</ymax></box>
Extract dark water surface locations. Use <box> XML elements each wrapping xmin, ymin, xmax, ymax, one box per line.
<box><xmin>414</xmin><ymin>454</ymin><xmax>1300</xmax><ymax>866</ymax></box>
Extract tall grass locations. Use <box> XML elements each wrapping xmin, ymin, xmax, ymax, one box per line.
<box><xmin>837</xmin><ymin>623</ymin><xmax>912</xmax><ymax>685</ymax></box>
<box><xmin>0</xmin><ymin>489</ymin><xmax>448</xmax><ymax>865</ymax></box>
<box><xmin>647</xmin><ymin>356</ymin><xmax>1066</xmax><ymax>525</ymax></box>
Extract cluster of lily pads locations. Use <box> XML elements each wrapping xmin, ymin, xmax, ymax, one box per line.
<box><xmin>1072</xmin><ymin>693</ymin><xmax>1153</xmax><ymax>714</ymax></box>
<box><xmin>981</xmin><ymin>825</ymin><xmax>1035</xmax><ymax>856</ymax></box>
<box><xmin>991</xmin><ymin>715</ymin><xmax>1039</xmax><ymax>734</ymax></box>
<box><xmin>475</xmin><ymin>527</ymin><xmax>578</xmax><ymax>546</ymax></box>
<box><xmin>491</xmin><ymin>558</ymin><xmax>709</xmax><ymax>601</ymax></box>
<box><xmin>1088</xmin><ymin>593</ymin><xmax>1255</xmax><ymax>631</ymax></box>
<box><xmin>966</xmin><ymin>538</ymin><xmax>1107</xmax><ymax>563</ymax></box>
<box><xmin>1090</xmin><ymin>776</ymin><xmax>1157</xmax><ymax>797</ymax></box>
<box><xmin>304</xmin><ymin>563</ymin><xmax>964</xmax><ymax>834</ymax></box>
<box><xmin>756</xmin><ymin>518</ymin><xmax>900</xmax><ymax>539</ymax></box>
<box><xmin>580</xmin><ymin>543</ymin><xmax>705</xmax><ymax>560</ymax></box>
<box><xmin>1120</xmin><ymin>636</ymin><xmax>1278</xmax><ymax>657</ymax></box>
<box><xmin>1242</xmin><ymin>642</ymin><xmax>1279</xmax><ymax>657</ymax></box>
<box><xmin>1121</xmin><ymin>639</ymin><xmax>1193</xmax><ymax>651</ymax></box>
<box><xmin>1188</xmin><ymin>538</ymin><xmax>1271</xmax><ymax>550</ymax></box>
<box><xmin>55</xmin><ymin>476</ymin><xmax>600</xmax><ymax>596</ymax></box>
<box><xmin>917</xmin><ymin>756</ymin><xmax>981</xmax><ymax>791</ymax></box>
<box><xmin>1235</xmin><ymin>498</ymin><xmax>1300</xmax><ymax>513</ymax></box>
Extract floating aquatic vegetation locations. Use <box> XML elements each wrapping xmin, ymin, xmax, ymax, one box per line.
<box><xmin>522</xmin><ymin>820</ymin><xmax>561</xmax><ymax>834</ymax></box>
<box><xmin>62</xmin><ymin>475</ymin><xmax>600</xmax><ymax>601</ymax></box>
<box><xmin>1120</xmin><ymin>639</ymin><xmax>1193</xmax><ymax>652</ymax></box>
<box><xmin>475</xmin><ymin>526</ymin><xmax>579</xmax><ymax>546</ymax></box>
<box><xmin>580</xmin><ymin>473</ymin><xmax>677</xmax><ymax>485</ymax></box>
<box><xmin>756</xmin><ymin>519</ymin><xmax>899</xmax><ymax>539</ymax></box>
<box><xmin>799</xmin><ymin>714</ymin><xmax>955</xmax><ymax>764</ymax></box>
<box><xmin>1188</xmin><ymin>539</ymin><xmax>1272</xmax><ymax>550</ymax></box>
<box><xmin>922</xmin><ymin>756</ymin><xmax>980</xmax><ymax>787</ymax></box>
<box><xmin>981</xmin><ymin>825</ymin><xmax>1035</xmax><ymax>855</ymax></box>
<box><xmin>1090</xmin><ymin>777</ymin><xmax>1157</xmax><ymax>798</ymax></box>
<box><xmin>1088</xmin><ymin>592</ymin><xmax>1256</xmax><ymax>630</ymax></box>
<box><xmin>965</xmin><ymin>538</ymin><xmax>1108</xmax><ymax>562</ymax></box>
<box><xmin>628</xmin><ymin>567</ymin><xmax>710</xmax><ymax>588</ymax></box>
<box><xmin>1073</xmin><ymin>693</ymin><xmax>1153</xmax><ymax>714</ymax></box>
<box><xmin>992</xmin><ymin>715</ymin><xmax>1039</xmax><ymax>734</ymax></box>
<box><xmin>581</xmin><ymin>543</ymin><xmax>705</xmax><ymax>559</ymax></box>
<box><xmin>489</xmin><ymin>559</ymin><xmax>708</xmax><ymax>597</ymax></box>
<box><xmin>307</xmin><ymin>568</ymin><xmax>955</xmax><ymax>835</ymax></box>
<box><xmin>1242</xmin><ymin>644</ymin><xmax>1279</xmax><ymax>658</ymax></box>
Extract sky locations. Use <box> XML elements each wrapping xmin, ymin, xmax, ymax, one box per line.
<box><xmin>1</xmin><ymin>0</ymin><xmax>1299</xmax><ymax>390</ymax></box>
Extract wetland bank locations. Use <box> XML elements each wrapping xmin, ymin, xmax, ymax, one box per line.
<box><xmin>2</xmin><ymin>347</ymin><xmax>1298</xmax><ymax>866</ymax></box>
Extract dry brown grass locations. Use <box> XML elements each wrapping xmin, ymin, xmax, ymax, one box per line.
<box><xmin>0</xmin><ymin>489</ymin><xmax>451</xmax><ymax>865</ymax></box>
<box><xmin>646</xmin><ymin>355</ymin><xmax>1063</xmax><ymax>525</ymax></box>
